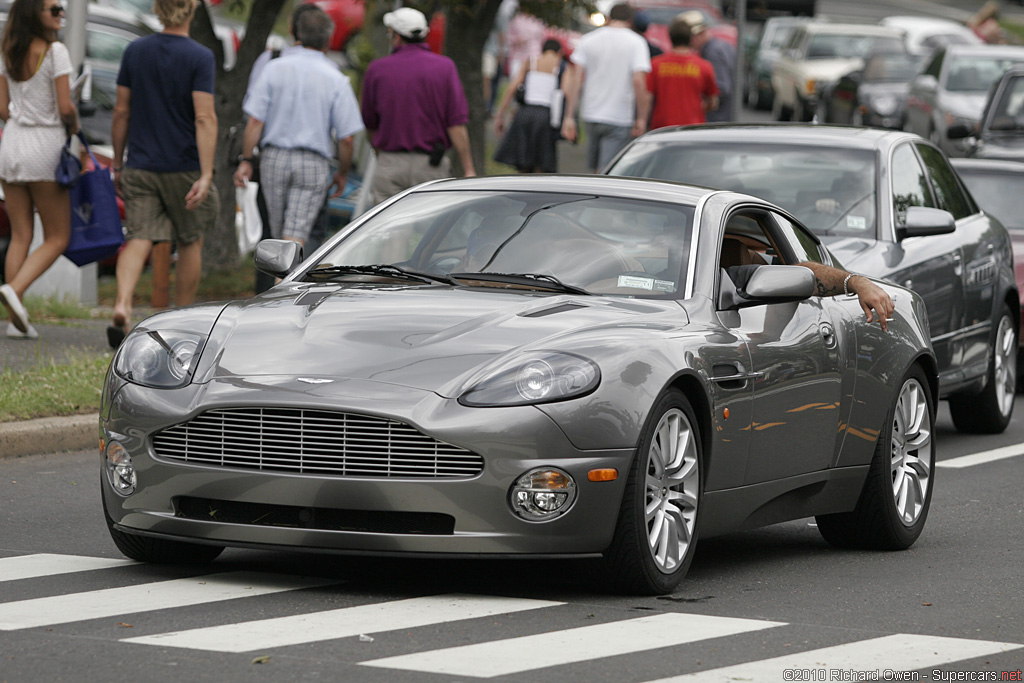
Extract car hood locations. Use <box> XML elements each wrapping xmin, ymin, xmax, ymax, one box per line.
<box><xmin>801</xmin><ymin>58</ymin><xmax>864</xmax><ymax>83</ymax></box>
<box><xmin>860</xmin><ymin>81</ymin><xmax>912</xmax><ymax>98</ymax></box>
<box><xmin>818</xmin><ymin>235</ymin><xmax>886</xmax><ymax>272</ymax></box>
<box><xmin>195</xmin><ymin>284</ymin><xmax>686</xmax><ymax>396</ymax></box>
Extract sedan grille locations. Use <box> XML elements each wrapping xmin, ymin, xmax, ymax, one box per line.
<box><xmin>152</xmin><ymin>407</ymin><xmax>483</xmax><ymax>479</ymax></box>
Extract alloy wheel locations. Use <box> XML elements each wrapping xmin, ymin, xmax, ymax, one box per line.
<box><xmin>644</xmin><ymin>408</ymin><xmax>700</xmax><ymax>573</ymax></box>
<box><xmin>890</xmin><ymin>378</ymin><xmax>932</xmax><ymax>525</ymax></box>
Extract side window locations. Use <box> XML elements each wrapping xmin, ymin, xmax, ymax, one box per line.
<box><xmin>916</xmin><ymin>144</ymin><xmax>974</xmax><ymax>219</ymax></box>
<box><xmin>771</xmin><ymin>212</ymin><xmax>824</xmax><ymax>264</ymax></box>
<box><xmin>924</xmin><ymin>50</ymin><xmax>944</xmax><ymax>78</ymax></box>
<box><xmin>891</xmin><ymin>143</ymin><xmax>936</xmax><ymax>227</ymax></box>
<box><xmin>785</xmin><ymin>28</ymin><xmax>804</xmax><ymax>53</ymax></box>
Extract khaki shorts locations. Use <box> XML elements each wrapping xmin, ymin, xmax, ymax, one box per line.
<box><xmin>121</xmin><ymin>167</ymin><xmax>220</xmax><ymax>244</ymax></box>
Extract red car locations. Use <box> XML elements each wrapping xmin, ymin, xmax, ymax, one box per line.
<box><xmin>308</xmin><ymin>0</ymin><xmax>365</xmax><ymax>53</ymax></box>
<box><xmin>632</xmin><ymin>0</ymin><xmax>737</xmax><ymax>53</ymax></box>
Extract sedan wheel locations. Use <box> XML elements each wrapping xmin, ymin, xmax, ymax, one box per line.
<box><xmin>602</xmin><ymin>389</ymin><xmax>701</xmax><ymax>594</ymax></box>
<box><xmin>816</xmin><ymin>365</ymin><xmax>934</xmax><ymax>549</ymax></box>
<box><xmin>949</xmin><ymin>305</ymin><xmax>1017</xmax><ymax>433</ymax></box>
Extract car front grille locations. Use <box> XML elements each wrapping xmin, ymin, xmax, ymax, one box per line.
<box><xmin>176</xmin><ymin>496</ymin><xmax>455</xmax><ymax>535</ymax></box>
<box><xmin>152</xmin><ymin>407</ymin><xmax>484</xmax><ymax>479</ymax></box>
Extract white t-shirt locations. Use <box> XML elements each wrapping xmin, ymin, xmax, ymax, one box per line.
<box><xmin>571</xmin><ymin>26</ymin><xmax>650</xmax><ymax>127</ymax></box>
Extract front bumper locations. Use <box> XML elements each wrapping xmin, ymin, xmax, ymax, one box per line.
<box><xmin>100</xmin><ymin>377</ymin><xmax>633</xmax><ymax>558</ymax></box>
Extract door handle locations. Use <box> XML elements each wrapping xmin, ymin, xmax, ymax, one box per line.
<box><xmin>820</xmin><ymin>322</ymin><xmax>837</xmax><ymax>349</ymax></box>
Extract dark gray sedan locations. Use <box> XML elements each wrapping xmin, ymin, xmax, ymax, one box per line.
<box><xmin>101</xmin><ymin>176</ymin><xmax>935</xmax><ymax>595</ymax></box>
<box><xmin>607</xmin><ymin>124</ymin><xmax>1017</xmax><ymax>433</ymax></box>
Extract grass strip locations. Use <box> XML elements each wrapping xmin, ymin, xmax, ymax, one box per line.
<box><xmin>0</xmin><ymin>351</ymin><xmax>110</xmax><ymax>423</ymax></box>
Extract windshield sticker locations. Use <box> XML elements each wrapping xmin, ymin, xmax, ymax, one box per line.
<box><xmin>654</xmin><ymin>280</ymin><xmax>676</xmax><ymax>292</ymax></box>
<box><xmin>847</xmin><ymin>215</ymin><xmax>867</xmax><ymax>230</ymax></box>
<box><xmin>618</xmin><ymin>275</ymin><xmax>655</xmax><ymax>290</ymax></box>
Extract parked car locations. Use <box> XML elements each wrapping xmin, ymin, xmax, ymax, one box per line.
<box><xmin>100</xmin><ymin>175</ymin><xmax>937</xmax><ymax>595</ymax></box>
<box><xmin>905</xmin><ymin>43</ymin><xmax>1024</xmax><ymax>157</ymax></box>
<box><xmin>818</xmin><ymin>51</ymin><xmax>923</xmax><ymax>129</ymax></box>
<box><xmin>879</xmin><ymin>15</ymin><xmax>983</xmax><ymax>57</ymax></box>
<box><xmin>744</xmin><ymin>15</ymin><xmax>814</xmax><ymax>110</ymax></box>
<box><xmin>948</xmin><ymin>65</ymin><xmax>1024</xmax><ymax>161</ymax></box>
<box><xmin>606</xmin><ymin>124</ymin><xmax>1018</xmax><ymax>433</ymax></box>
<box><xmin>951</xmin><ymin>157</ymin><xmax>1024</xmax><ymax>388</ymax></box>
<box><xmin>770</xmin><ymin>22</ymin><xmax>904</xmax><ymax>121</ymax></box>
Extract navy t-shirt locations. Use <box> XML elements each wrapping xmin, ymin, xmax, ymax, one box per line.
<box><xmin>116</xmin><ymin>34</ymin><xmax>215</xmax><ymax>173</ymax></box>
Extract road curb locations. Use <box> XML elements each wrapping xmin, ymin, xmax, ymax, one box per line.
<box><xmin>0</xmin><ymin>413</ymin><xmax>98</xmax><ymax>458</ymax></box>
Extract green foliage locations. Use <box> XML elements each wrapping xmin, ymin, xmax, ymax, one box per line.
<box><xmin>23</xmin><ymin>295</ymin><xmax>98</xmax><ymax>322</ymax></box>
<box><xmin>0</xmin><ymin>352</ymin><xmax>110</xmax><ymax>422</ymax></box>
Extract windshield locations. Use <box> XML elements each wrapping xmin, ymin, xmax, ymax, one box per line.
<box><xmin>956</xmin><ymin>171</ymin><xmax>1024</xmax><ymax>229</ymax></box>
<box><xmin>863</xmin><ymin>54</ymin><xmax>923</xmax><ymax>82</ymax></box>
<box><xmin>610</xmin><ymin>142</ymin><xmax>877</xmax><ymax>237</ymax></box>
<box><xmin>946</xmin><ymin>55</ymin><xmax>1024</xmax><ymax>92</ymax></box>
<box><xmin>806</xmin><ymin>33</ymin><xmax>904</xmax><ymax>59</ymax></box>
<box><xmin>311</xmin><ymin>191</ymin><xmax>695</xmax><ymax>298</ymax></box>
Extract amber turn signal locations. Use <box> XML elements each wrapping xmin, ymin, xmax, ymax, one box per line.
<box><xmin>588</xmin><ymin>468</ymin><xmax>618</xmax><ymax>482</ymax></box>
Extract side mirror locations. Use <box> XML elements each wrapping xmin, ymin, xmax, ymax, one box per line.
<box><xmin>254</xmin><ymin>239</ymin><xmax>303</xmax><ymax>278</ymax></box>
<box><xmin>898</xmin><ymin>206</ymin><xmax>956</xmax><ymax>239</ymax></box>
<box><xmin>719</xmin><ymin>265</ymin><xmax>816</xmax><ymax>309</ymax></box>
<box><xmin>913</xmin><ymin>74</ymin><xmax>938</xmax><ymax>92</ymax></box>
<box><xmin>947</xmin><ymin>123</ymin><xmax>973</xmax><ymax>139</ymax></box>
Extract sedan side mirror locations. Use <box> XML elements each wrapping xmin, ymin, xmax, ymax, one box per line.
<box><xmin>947</xmin><ymin>123</ymin><xmax>973</xmax><ymax>139</ymax></box>
<box><xmin>719</xmin><ymin>265</ymin><xmax>816</xmax><ymax>309</ymax></box>
<box><xmin>254</xmin><ymin>239</ymin><xmax>303</xmax><ymax>278</ymax></box>
<box><xmin>898</xmin><ymin>206</ymin><xmax>956</xmax><ymax>239</ymax></box>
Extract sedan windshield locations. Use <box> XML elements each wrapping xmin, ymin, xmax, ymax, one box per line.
<box><xmin>310</xmin><ymin>191</ymin><xmax>696</xmax><ymax>297</ymax></box>
<box><xmin>806</xmin><ymin>33</ymin><xmax>904</xmax><ymax>59</ymax></box>
<box><xmin>610</xmin><ymin>142</ymin><xmax>877</xmax><ymax>237</ymax></box>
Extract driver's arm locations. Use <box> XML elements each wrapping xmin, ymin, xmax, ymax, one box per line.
<box><xmin>799</xmin><ymin>261</ymin><xmax>894</xmax><ymax>332</ymax></box>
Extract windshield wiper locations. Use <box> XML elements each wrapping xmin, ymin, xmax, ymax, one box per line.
<box><xmin>307</xmin><ymin>264</ymin><xmax>457</xmax><ymax>285</ymax></box>
<box><xmin>447</xmin><ymin>271</ymin><xmax>591</xmax><ymax>295</ymax></box>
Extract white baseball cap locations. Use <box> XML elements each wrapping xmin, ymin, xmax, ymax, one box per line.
<box><xmin>384</xmin><ymin>7</ymin><xmax>429</xmax><ymax>40</ymax></box>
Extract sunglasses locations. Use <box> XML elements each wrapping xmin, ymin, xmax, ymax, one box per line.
<box><xmin>47</xmin><ymin>5</ymin><xmax>64</xmax><ymax>16</ymax></box>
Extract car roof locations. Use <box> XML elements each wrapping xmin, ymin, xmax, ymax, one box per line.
<box><xmin>411</xmin><ymin>174</ymin><xmax>715</xmax><ymax>206</ymax></box>
<box><xmin>625</xmin><ymin>123</ymin><xmax>911</xmax><ymax>153</ymax></box>
<box><xmin>943</xmin><ymin>43</ymin><xmax>1024</xmax><ymax>57</ymax></box>
<box><xmin>951</xmin><ymin>158</ymin><xmax>1024</xmax><ymax>175</ymax></box>
<box><xmin>800</xmin><ymin>22</ymin><xmax>903</xmax><ymax>37</ymax></box>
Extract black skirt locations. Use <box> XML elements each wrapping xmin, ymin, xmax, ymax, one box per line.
<box><xmin>494</xmin><ymin>104</ymin><xmax>559</xmax><ymax>173</ymax></box>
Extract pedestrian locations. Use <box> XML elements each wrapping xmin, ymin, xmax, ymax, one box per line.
<box><xmin>632</xmin><ymin>11</ymin><xmax>663</xmax><ymax>59</ymax></box>
<box><xmin>647</xmin><ymin>17</ymin><xmax>718</xmax><ymax>129</ymax></box>
<box><xmin>493</xmin><ymin>38</ymin><xmax>565</xmax><ymax>173</ymax></box>
<box><xmin>360</xmin><ymin>7</ymin><xmax>476</xmax><ymax>207</ymax></box>
<box><xmin>681</xmin><ymin>10</ymin><xmax>735</xmax><ymax>122</ymax></box>
<box><xmin>234</xmin><ymin>4</ymin><xmax>359</xmax><ymax>266</ymax></box>
<box><xmin>108</xmin><ymin>0</ymin><xmax>219</xmax><ymax>348</ymax></box>
<box><xmin>0</xmin><ymin>0</ymin><xmax>78</xmax><ymax>339</ymax></box>
<box><xmin>560</xmin><ymin>3</ymin><xmax>651</xmax><ymax>173</ymax></box>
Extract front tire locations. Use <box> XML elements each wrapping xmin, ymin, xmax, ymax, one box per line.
<box><xmin>103</xmin><ymin>498</ymin><xmax>224</xmax><ymax>564</ymax></box>
<box><xmin>816</xmin><ymin>365</ymin><xmax>934</xmax><ymax>549</ymax></box>
<box><xmin>949</xmin><ymin>304</ymin><xmax>1017</xmax><ymax>433</ymax></box>
<box><xmin>601</xmin><ymin>389</ymin><xmax>702</xmax><ymax>595</ymax></box>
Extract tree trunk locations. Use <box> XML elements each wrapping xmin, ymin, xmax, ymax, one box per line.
<box><xmin>440</xmin><ymin>1</ymin><xmax>502</xmax><ymax>176</ymax></box>
<box><xmin>190</xmin><ymin>0</ymin><xmax>289</xmax><ymax>275</ymax></box>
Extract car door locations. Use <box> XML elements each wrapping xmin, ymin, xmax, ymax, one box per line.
<box><xmin>716</xmin><ymin>208</ymin><xmax>847</xmax><ymax>484</ymax></box>
<box><xmin>889</xmin><ymin>141</ymin><xmax>963</xmax><ymax>374</ymax></box>
<box><xmin>917</xmin><ymin>142</ymin><xmax>998</xmax><ymax>381</ymax></box>
<box><xmin>907</xmin><ymin>48</ymin><xmax>944</xmax><ymax>137</ymax></box>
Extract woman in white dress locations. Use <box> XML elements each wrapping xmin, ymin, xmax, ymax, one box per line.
<box><xmin>0</xmin><ymin>0</ymin><xmax>78</xmax><ymax>338</ymax></box>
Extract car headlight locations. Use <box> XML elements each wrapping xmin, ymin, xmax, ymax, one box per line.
<box><xmin>113</xmin><ymin>329</ymin><xmax>208</xmax><ymax>388</ymax></box>
<box><xmin>870</xmin><ymin>95</ymin><xmax>898</xmax><ymax>116</ymax></box>
<box><xmin>459</xmin><ymin>352</ymin><xmax>600</xmax><ymax>407</ymax></box>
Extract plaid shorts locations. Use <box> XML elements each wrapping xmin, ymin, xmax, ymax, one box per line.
<box><xmin>120</xmin><ymin>167</ymin><xmax>220</xmax><ymax>244</ymax></box>
<box><xmin>260</xmin><ymin>146</ymin><xmax>332</xmax><ymax>243</ymax></box>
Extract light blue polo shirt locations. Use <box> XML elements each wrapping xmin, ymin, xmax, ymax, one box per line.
<box><xmin>244</xmin><ymin>48</ymin><xmax>364</xmax><ymax>160</ymax></box>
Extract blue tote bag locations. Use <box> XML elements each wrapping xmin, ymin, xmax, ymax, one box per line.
<box><xmin>65</xmin><ymin>133</ymin><xmax>124</xmax><ymax>267</ymax></box>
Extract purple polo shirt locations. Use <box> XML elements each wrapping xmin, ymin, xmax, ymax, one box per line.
<box><xmin>361</xmin><ymin>43</ymin><xmax>469</xmax><ymax>152</ymax></box>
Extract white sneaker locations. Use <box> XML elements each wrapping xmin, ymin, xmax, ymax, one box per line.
<box><xmin>0</xmin><ymin>284</ymin><xmax>30</xmax><ymax>333</ymax></box>
<box><xmin>6</xmin><ymin>322</ymin><xmax>39</xmax><ymax>339</ymax></box>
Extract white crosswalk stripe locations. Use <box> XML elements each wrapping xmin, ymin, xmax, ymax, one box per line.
<box><xmin>359</xmin><ymin>612</ymin><xmax>786</xmax><ymax>678</ymax></box>
<box><xmin>937</xmin><ymin>444</ymin><xmax>1024</xmax><ymax>469</ymax></box>
<box><xmin>0</xmin><ymin>553</ymin><xmax>134</xmax><ymax>581</ymax></box>
<box><xmin>120</xmin><ymin>594</ymin><xmax>563</xmax><ymax>652</ymax></box>
<box><xmin>0</xmin><ymin>571</ymin><xmax>335</xmax><ymax>631</ymax></box>
<box><xmin>646</xmin><ymin>633</ymin><xmax>1024</xmax><ymax>682</ymax></box>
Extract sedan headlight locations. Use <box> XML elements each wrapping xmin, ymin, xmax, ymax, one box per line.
<box><xmin>870</xmin><ymin>94</ymin><xmax>898</xmax><ymax>116</ymax></box>
<box><xmin>459</xmin><ymin>352</ymin><xmax>600</xmax><ymax>407</ymax></box>
<box><xmin>114</xmin><ymin>329</ymin><xmax>208</xmax><ymax>388</ymax></box>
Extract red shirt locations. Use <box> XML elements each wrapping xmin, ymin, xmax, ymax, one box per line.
<box><xmin>647</xmin><ymin>51</ymin><xmax>718</xmax><ymax>129</ymax></box>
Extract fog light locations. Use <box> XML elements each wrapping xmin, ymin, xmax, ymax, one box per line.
<box><xmin>509</xmin><ymin>468</ymin><xmax>577</xmax><ymax>521</ymax></box>
<box><xmin>105</xmin><ymin>441</ymin><xmax>136</xmax><ymax>496</ymax></box>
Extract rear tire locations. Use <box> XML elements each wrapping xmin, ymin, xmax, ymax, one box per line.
<box><xmin>949</xmin><ymin>304</ymin><xmax>1016</xmax><ymax>433</ymax></box>
<box><xmin>816</xmin><ymin>365</ymin><xmax>934</xmax><ymax>549</ymax></box>
<box><xmin>601</xmin><ymin>389</ymin><xmax>702</xmax><ymax>595</ymax></box>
